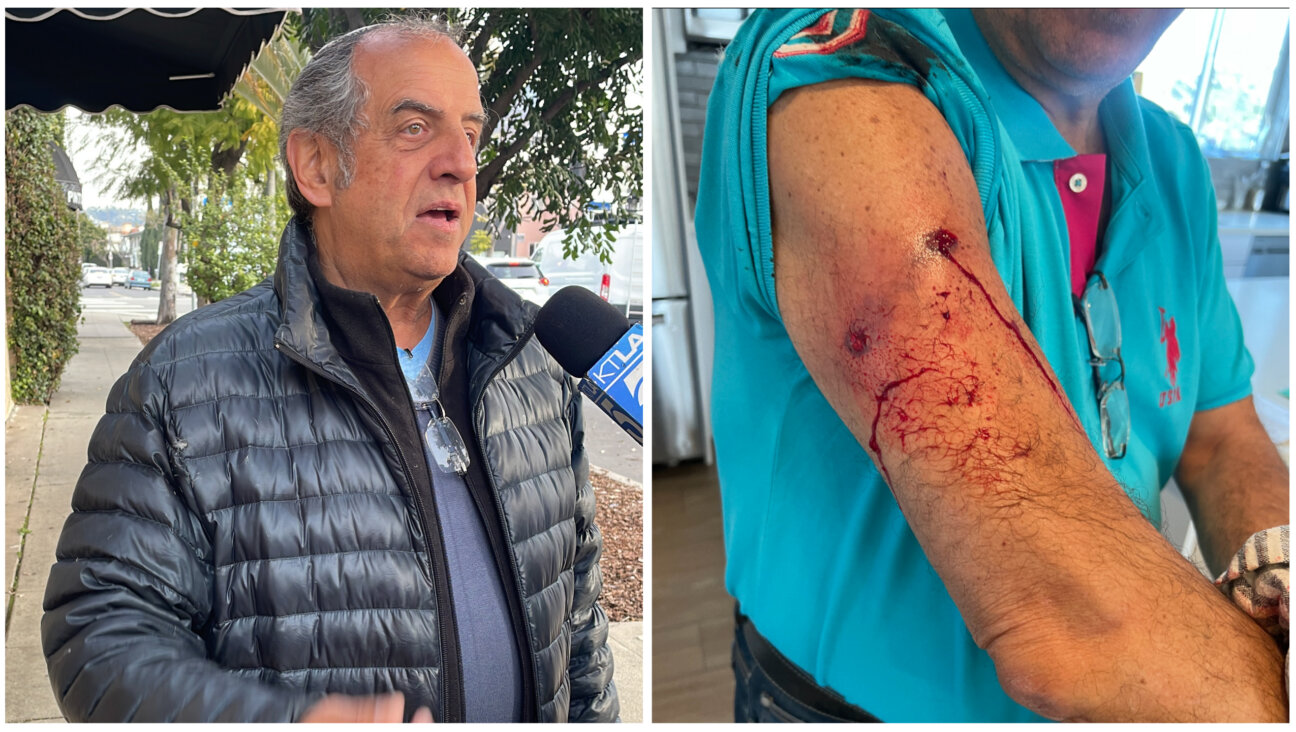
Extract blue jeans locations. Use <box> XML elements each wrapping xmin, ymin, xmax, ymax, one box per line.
<box><xmin>732</xmin><ymin>613</ymin><xmax>880</xmax><ymax>723</ymax></box>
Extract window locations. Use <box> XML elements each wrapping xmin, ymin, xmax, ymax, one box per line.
<box><xmin>682</xmin><ymin>8</ymin><xmax>752</xmax><ymax>44</ymax></box>
<box><xmin>1137</xmin><ymin>9</ymin><xmax>1290</xmax><ymax>158</ymax></box>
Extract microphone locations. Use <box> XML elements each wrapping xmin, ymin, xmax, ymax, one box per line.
<box><xmin>534</xmin><ymin>286</ymin><xmax>644</xmax><ymax>445</ymax></box>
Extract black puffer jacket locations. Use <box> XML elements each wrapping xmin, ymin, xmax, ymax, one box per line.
<box><xmin>41</xmin><ymin>218</ymin><xmax>619</xmax><ymax>723</ymax></box>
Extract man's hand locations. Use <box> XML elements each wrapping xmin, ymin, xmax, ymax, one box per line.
<box><xmin>767</xmin><ymin>77</ymin><xmax>1286</xmax><ymax>721</ymax></box>
<box><xmin>299</xmin><ymin>692</ymin><xmax>434</xmax><ymax>723</ymax></box>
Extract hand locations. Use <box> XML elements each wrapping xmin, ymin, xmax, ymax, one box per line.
<box><xmin>298</xmin><ymin>691</ymin><xmax>434</xmax><ymax>723</ymax></box>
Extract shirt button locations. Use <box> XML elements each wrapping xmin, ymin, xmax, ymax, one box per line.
<box><xmin>1069</xmin><ymin>172</ymin><xmax>1088</xmax><ymax>193</ymax></box>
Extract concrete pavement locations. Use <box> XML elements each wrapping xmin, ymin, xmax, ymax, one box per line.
<box><xmin>4</xmin><ymin>308</ymin><xmax>136</xmax><ymax>722</ymax></box>
<box><xmin>5</xmin><ymin>306</ymin><xmax>643</xmax><ymax>722</ymax></box>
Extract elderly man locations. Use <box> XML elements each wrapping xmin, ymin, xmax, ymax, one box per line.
<box><xmin>696</xmin><ymin>8</ymin><xmax>1287</xmax><ymax>723</ymax></box>
<box><xmin>42</xmin><ymin>18</ymin><xmax>618</xmax><ymax>723</ymax></box>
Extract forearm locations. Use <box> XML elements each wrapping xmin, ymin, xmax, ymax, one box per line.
<box><xmin>978</xmin><ymin>496</ymin><xmax>1287</xmax><ymax>722</ymax></box>
<box><xmin>1175</xmin><ymin>398</ymin><xmax>1290</xmax><ymax>575</ymax></box>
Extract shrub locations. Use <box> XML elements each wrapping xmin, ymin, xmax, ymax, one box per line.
<box><xmin>6</xmin><ymin>109</ymin><xmax>82</xmax><ymax>404</ymax></box>
<box><xmin>183</xmin><ymin>171</ymin><xmax>288</xmax><ymax>304</ymax></box>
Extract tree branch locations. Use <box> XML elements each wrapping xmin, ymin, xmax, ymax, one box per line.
<box><xmin>480</xmin><ymin>15</ymin><xmax>546</xmax><ymax>155</ymax></box>
<box><xmin>465</xmin><ymin>10</ymin><xmax>503</xmax><ymax>69</ymax></box>
<box><xmin>476</xmin><ymin>51</ymin><xmax>635</xmax><ymax>200</ymax></box>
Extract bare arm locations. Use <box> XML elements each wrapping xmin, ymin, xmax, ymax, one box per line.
<box><xmin>768</xmin><ymin>78</ymin><xmax>1286</xmax><ymax>722</ymax></box>
<box><xmin>1175</xmin><ymin>397</ymin><xmax>1289</xmax><ymax>576</ymax></box>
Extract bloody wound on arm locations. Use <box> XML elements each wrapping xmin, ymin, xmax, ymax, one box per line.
<box><xmin>841</xmin><ymin>227</ymin><xmax>1079</xmax><ymax>490</ymax></box>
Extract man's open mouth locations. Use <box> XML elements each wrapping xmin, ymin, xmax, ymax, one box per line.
<box><xmin>421</xmin><ymin>207</ymin><xmax>460</xmax><ymax>222</ymax></box>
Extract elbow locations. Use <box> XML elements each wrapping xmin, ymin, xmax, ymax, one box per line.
<box><xmin>979</xmin><ymin>610</ymin><xmax>1127</xmax><ymax>722</ymax></box>
<box><xmin>993</xmin><ymin>655</ymin><xmax>1085</xmax><ymax>722</ymax></box>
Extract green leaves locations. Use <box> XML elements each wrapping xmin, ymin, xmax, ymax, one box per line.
<box><xmin>80</xmin><ymin>54</ymin><xmax>287</xmax><ymax>318</ymax></box>
<box><xmin>6</xmin><ymin>109</ymin><xmax>82</xmax><ymax>404</ymax></box>
<box><xmin>451</xmin><ymin>8</ymin><xmax>643</xmax><ymax>262</ymax></box>
<box><xmin>181</xmin><ymin>170</ymin><xmax>289</xmax><ymax>304</ymax></box>
<box><xmin>232</xmin><ymin>31</ymin><xmax>310</xmax><ymax>124</ymax></box>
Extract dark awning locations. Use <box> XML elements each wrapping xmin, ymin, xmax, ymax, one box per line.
<box><xmin>6</xmin><ymin>8</ymin><xmax>288</xmax><ymax>113</ymax></box>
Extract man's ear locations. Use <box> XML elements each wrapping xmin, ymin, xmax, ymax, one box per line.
<box><xmin>285</xmin><ymin>129</ymin><xmax>336</xmax><ymax>209</ymax></box>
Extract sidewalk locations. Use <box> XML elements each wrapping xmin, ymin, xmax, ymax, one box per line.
<box><xmin>5</xmin><ymin>309</ymin><xmax>643</xmax><ymax>722</ymax></box>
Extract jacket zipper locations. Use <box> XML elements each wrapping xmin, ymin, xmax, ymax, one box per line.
<box><xmin>273</xmin><ymin>339</ymin><xmax>464</xmax><ymax>723</ymax></box>
<box><xmin>465</xmin><ymin>315</ymin><xmax>543</xmax><ymax>721</ymax></box>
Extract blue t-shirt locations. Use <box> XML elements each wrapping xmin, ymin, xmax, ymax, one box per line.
<box><xmin>694</xmin><ymin>8</ymin><xmax>1253</xmax><ymax>722</ymax></box>
<box><xmin>400</xmin><ymin>305</ymin><xmax>523</xmax><ymax>723</ymax></box>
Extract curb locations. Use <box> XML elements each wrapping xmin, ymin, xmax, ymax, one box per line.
<box><xmin>589</xmin><ymin>464</ymin><xmax>642</xmax><ymax>489</ymax></box>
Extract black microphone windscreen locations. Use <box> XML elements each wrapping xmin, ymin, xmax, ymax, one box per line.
<box><xmin>534</xmin><ymin>286</ymin><xmax>631</xmax><ymax>376</ymax></box>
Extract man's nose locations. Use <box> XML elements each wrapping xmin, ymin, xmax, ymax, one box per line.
<box><xmin>430</xmin><ymin>131</ymin><xmax>478</xmax><ymax>183</ymax></box>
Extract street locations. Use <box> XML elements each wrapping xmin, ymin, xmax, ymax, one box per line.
<box><xmin>79</xmin><ymin>281</ymin><xmax>197</xmax><ymax>322</ymax></box>
<box><xmin>79</xmin><ymin>285</ymin><xmax>642</xmax><ymax>481</ymax></box>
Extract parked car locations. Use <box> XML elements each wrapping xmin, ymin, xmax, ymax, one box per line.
<box><xmin>472</xmin><ymin>255</ymin><xmax>551</xmax><ymax>306</ymax></box>
<box><xmin>531</xmin><ymin>223</ymin><xmax>644</xmax><ymax>321</ymax></box>
<box><xmin>125</xmin><ymin>270</ymin><xmax>153</xmax><ymax>290</ymax></box>
<box><xmin>82</xmin><ymin>267</ymin><xmax>111</xmax><ymax>288</ymax></box>
<box><xmin>110</xmin><ymin>267</ymin><xmax>130</xmax><ymax>287</ymax></box>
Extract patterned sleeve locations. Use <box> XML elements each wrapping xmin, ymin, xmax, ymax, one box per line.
<box><xmin>767</xmin><ymin>10</ymin><xmax>944</xmax><ymax>99</ymax></box>
<box><xmin>1215</xmin><ymin>525</ymin><xmax>1289</xmax><ymax>647</ymax></box>
<box><xmin>1215</xmin><ymin>525</ymin><xmax>1289</xmax><ymax>697</ymax></box>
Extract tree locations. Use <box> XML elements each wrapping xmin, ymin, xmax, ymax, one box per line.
<box><xmin>232</xmin><ymin>28</ymin><xmax>311</xmax><ymax>199</ymax></box>
<box><xmin>295</xmin><ymin>8</ymin><xmax>643</xmax><ymax>262</ymax></box>
<box><xmin>182</xmin><ymin>170</ymin><xmax>289</xmax><ymax>304</ymax></box>
<box><xmin>139</xmin><ymin>207</ymin><xmax>164</xmax><ymax>277</ymax></box>
<box><xmin>232</xmin><ymin>29</ymin><xmax>310</xmax><ymax>125</ymax></box>
<box><xmin>87</xmin><ymin>96</ymin><xmax>279</xmax><ymax>321</ymax></box>
<box><xmin>75</xmin><ymin>211</ymin><xmax>110</xmax><ymax>265</ymax></box>
<box><xmin>6</xmin><ymin>109</ymin><xmax>82</xmax><ymax>403</ymax></box>
<box><xmin>468</xmin><ymin>216</ymin><xmax>495</xmax><ymax>255</ymax></box>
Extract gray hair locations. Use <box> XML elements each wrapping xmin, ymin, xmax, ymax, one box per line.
<box><xmin>279</xmin><ymin>14</ymin><xmax>464</xmax><ymax>219</ymax></box>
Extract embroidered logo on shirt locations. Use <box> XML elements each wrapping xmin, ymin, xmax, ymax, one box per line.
<box><xmin>1158</xmin><ymin>307</ymin><xmax>1181</xmax><ymax>408</ymax></box>
<box><xmin>773</xmin><ymin>10</ymin><xmax>870</xmax><ymax>58</ymax></box>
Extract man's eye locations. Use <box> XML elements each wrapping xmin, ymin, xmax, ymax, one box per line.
<box><xmin>466</xmin><ymin>130</ymin><xmax>478</xmax><ymax>147</ymax></box>
<box><xmin>404</xmin><ymin>123</ymin><xmax>424</xmax><ymax>135</ymax></box>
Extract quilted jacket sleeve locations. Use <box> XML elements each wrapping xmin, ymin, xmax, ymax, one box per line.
<box><xmin>39</xmin><ymin>358</ymin><xmax>322</xmax><ymax>722</ymax></box>
<box><xmin>563</xmin><ymin>377</ymin><xmax>621</xmax><ymax>723</ymax></box>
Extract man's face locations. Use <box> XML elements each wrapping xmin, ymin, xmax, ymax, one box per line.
<box><xmin>321</xmin><ymin>32</ymin><xmax>485</xmax><ymax>290</ymax></box>
<box><xmin>975</xmin><ymin>9</ymin><xmax>1181</xmax><ymax>99</ymax></box>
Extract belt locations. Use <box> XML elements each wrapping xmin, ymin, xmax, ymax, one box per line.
<box><xmin>738</xmin><ymin>612</ymin><xmax>881</xmax><ymax>722</ymax></box>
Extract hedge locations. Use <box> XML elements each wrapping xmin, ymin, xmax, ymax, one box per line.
<box><xmin>6</xmin><ymin>109</ymin><xmax>82</xmax><ymax>404</ymax></box>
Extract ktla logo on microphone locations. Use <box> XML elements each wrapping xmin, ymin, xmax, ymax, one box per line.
<box><xmin>589</xmin><ymin>324</ymin><xmax>644</xmax><ymax>408</ymax></box>
<box><xmin>621</xmin><ymin>358</ymin><xmax>644</xmax><ymax>407</ymax></box>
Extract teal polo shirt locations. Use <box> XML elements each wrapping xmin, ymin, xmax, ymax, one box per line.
<box><xmin>694</xmin><ymin>8</ymin><xmax>1253</xmax><ymax>722</ymax></box>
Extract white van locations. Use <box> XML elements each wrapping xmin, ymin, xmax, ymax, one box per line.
<box><xmin>531</xmin><ymin>223</ymin><xmax>644</xmax><ymax>322</ymax></box>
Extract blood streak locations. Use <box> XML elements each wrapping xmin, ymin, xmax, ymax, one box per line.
<box><xmin>867</xmin><ymin>367</ymin><xmax>936</xmax><ymax>484</ymax></box>
<box><xmin>923</xmin><ymin>229</ymin><xmax>1079</xmax><ymax>426</ymax></box>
